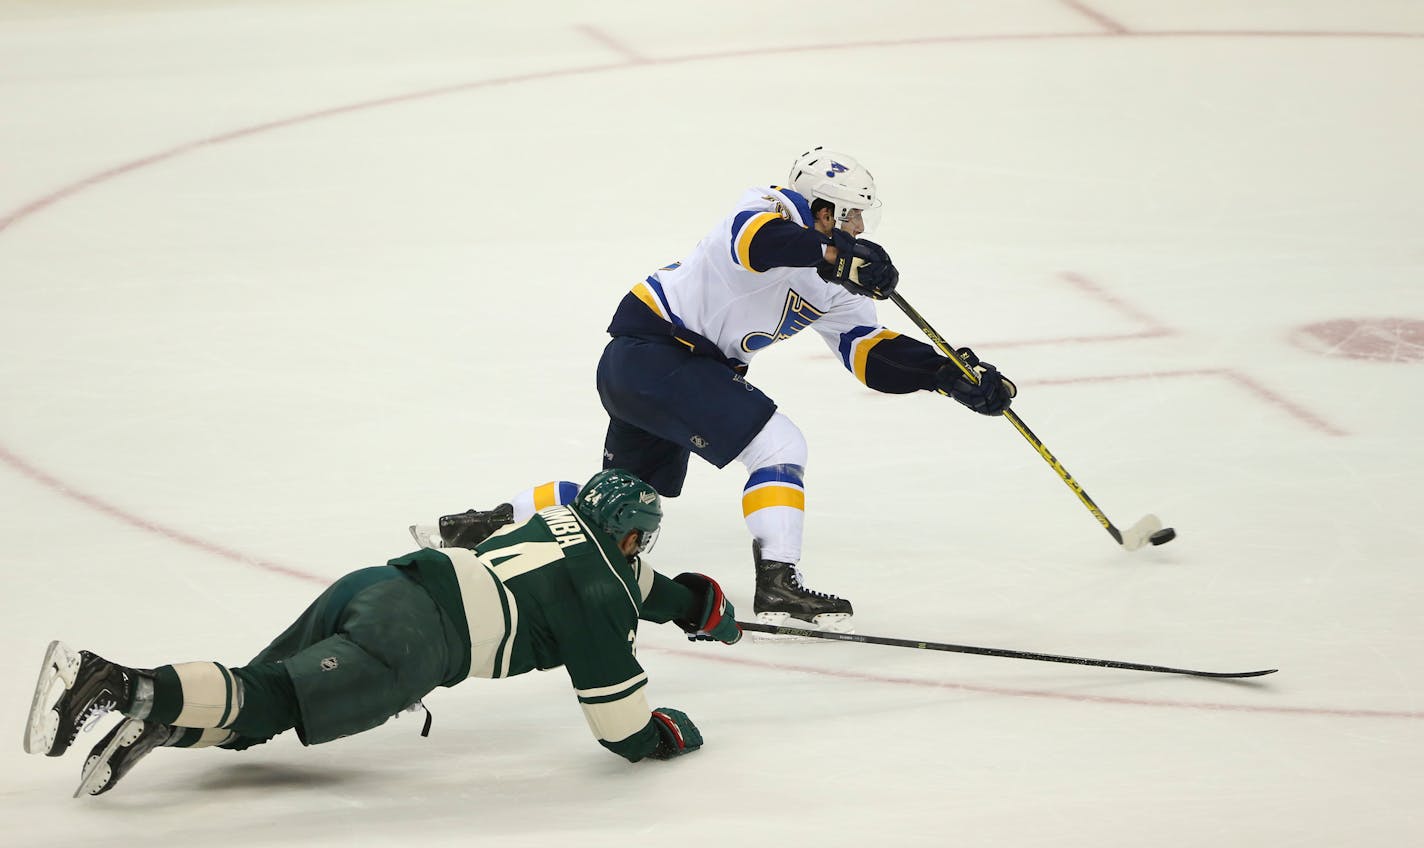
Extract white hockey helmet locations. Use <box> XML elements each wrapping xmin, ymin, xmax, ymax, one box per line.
<box><xmin>787</xmin><ymin>147</ymin><xmax>882</xmax><ymax>232</ymax></box>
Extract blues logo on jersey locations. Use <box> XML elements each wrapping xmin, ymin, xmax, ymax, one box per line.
<box><xmin>741</xmin><ymin>289</ymin><xmax>825</xmax><ymax>353</ymax></box>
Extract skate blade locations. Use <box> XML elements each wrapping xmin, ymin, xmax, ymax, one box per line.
<box><xmin>76</xmin><ymin>751</ymin><xmax>111</xmax><ymax>798</ymax></box>
<box><xmin>408</xmin><ymin>525</ymin><xmax>441</xmax><ymax>550</ymax></box>
<box><xmin>74</xmin><ymin>718</ymin><xmax>144</xmax><ymax>798</ymax></box>
<box><xmin>751</xmin><ymin>611</ymin><xmax>855</xmax><ymax>642</ymax></box>
<box><xmin>25</xmin><ymin>640</ymin><xmax>81</xmax><ymax>756</ymax></box>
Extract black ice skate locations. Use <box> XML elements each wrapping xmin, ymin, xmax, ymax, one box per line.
<box><xmin>75</xmin><ymin>718</ymin><xmax>173</xmax><ymax>798</ymax></box>
<box><xmin>25</xmin><ymin>641</ymin><xmax>144</xmax><ymax>758</ymax></box>
<box><xmin>438</xmin><ymin>502</ymin><xmax>515</xmax><ymax>548</ymax></box>
<box><xmin>410</xmin><ymin>503</ymin><xmax>515</xmax><ymax>550</ymax></box>
<box><xmin>752</xmin><ymin>542</ymin><xmax>854</xmax><ymax>633</ymax></box>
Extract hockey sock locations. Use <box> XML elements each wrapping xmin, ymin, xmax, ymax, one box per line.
<box><xmin>741</xmin><ymin>464</ymin><xmax>805</xmax><ymax>563</ymax></box>
<box><xmin>509</xmin><ymin>480</ymin><xmax>581</xmax><ymax>523</ymax></box>
<box><xmin>735</xmin><ymin>413</ymin><xmax>808</xmax><ymax>564</ymax></box>
<box><xmin>166</xmin><ymin>727</ymin><xmax>237</xmax><ymax>748</ymax></box>
<box><xmin>144</xmin><ymin>662</ymin><xmax>243</xmax><ymax>729</ymax></box>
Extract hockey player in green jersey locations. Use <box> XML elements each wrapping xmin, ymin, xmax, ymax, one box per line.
<box><xmin>23</xmin><ymin>469</ymin><xmax>741</xmax><ymax>798</ymax></box>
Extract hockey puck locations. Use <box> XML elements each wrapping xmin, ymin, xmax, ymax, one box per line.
<box><xmin>1149</xmin><ymin>527</ymin><xmax>1177</xmax><ymax>545</ymax></box>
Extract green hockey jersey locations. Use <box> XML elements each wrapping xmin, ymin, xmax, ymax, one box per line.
<box><xmin>390</xmin><ymin>503</ymin><xmax>697</xmax><ymax>760</ymax></box>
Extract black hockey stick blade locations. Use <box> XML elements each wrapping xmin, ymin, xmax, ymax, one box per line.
<box><xmin>738</xmin><ymin>621</ymin><xmax>1278</xmax><ymax>679</ymax></box>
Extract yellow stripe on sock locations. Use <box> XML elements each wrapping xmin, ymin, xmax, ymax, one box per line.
<box><xmin>532</xmin><ymin>481</ymin><xmax>559</xmax><ymax>510</ymax></box>
<box><xmin>741</xmin><ymin>485</ymin><xmax>805</xmax><ymax>517</ymax></box>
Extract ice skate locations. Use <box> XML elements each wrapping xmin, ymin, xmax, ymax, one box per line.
<box><xmin>752</xmin><ymin>542</ymin><xmax>853</xmax><ymax>633</ymax></box>
<box><xmin>25</xmin><ymin>641</ymin><xmax>142</xmax><ymax>758</ymax></box>
<box><xmin>436</xmin><ymin>503</ymin><xmax>514</xmax><ymax>549</ymax></box>
<box><xmin>75</xmin><ymin>718</ymin><xmax>172</xmax><ymax>798</ymax></box>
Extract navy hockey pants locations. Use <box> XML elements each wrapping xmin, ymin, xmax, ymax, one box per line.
<box><xmin>596</xmin><ymin>335</ymin><xmax>777</xmax><ymax>497</ymax></box>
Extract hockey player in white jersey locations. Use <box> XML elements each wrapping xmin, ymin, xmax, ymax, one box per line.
<box><xmin>421</xmin><ymin>150</ymin><xmax>1016</xmax><ymax>632</ymax></box>
<box><xmin>591</xmin><ymin>148</ymin><xmax>1017</xmax><ymax>631</ymax></box>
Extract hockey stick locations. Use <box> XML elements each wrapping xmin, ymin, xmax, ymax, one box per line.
<box><xmin>888</xmin><ymin>291</ymin><xmax>1174</xmax><ymax>551</ymax></box>
<box><xmin>738</xmin><ymin>621</ymin><xmax>1276</xmax><ymax>679</ymax></box>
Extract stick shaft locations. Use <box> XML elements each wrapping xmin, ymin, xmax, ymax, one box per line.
<box><xmin>738</xmin><ymin>621</ymin><xmax>1276</xmax><ymax>679</ymax></box>
<box><xmin>887</xmin><ymin>291</ymin><xmax>1124</xmax><ymax>544</ymax></box>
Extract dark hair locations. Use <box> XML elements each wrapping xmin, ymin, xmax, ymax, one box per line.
<box><xmin>810</xmin><ymin>198</ymin><xmax>835</xmax><ymax>219</ymax></box>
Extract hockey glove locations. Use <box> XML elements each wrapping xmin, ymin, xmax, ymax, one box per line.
<box><xmin>934</xmin><ymin>346</ymin><xmax>1016</xmax><ymax>416</ymax></box>
<box><xmin>671</xmin><ymin>572</ymin><xmax>742</xmax><ymax>645</ymax></box>
<box><xmin>818</xmin><ymin>230</ymin><xmax>899</xmax><ymax>299</ymax></box>
<box><xmin>647</xmin><ymin>707</ymin><xmax>703</xmax><ymax>760</ymax></box>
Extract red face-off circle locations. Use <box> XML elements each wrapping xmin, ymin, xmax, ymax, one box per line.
<box><xmin>1292</xmin><ymin>318</ymin><xmax>1424</xmax><ymax>363</ymax></box>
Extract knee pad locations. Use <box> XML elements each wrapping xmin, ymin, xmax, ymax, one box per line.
<box><xmin>734</xmin><ymin>413</ymin><xmax>807</xmax><ymax>472</ymax></box>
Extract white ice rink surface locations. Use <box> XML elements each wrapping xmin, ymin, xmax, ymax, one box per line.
<box><xmin>2</xmin><ymin>1</ymin><xmax>1422</xmax><ymax>845</ymax></box>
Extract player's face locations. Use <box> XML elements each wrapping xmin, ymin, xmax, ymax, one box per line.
<box><xmin>618</xmin><ymin>528</ymin><xmax>659</xmax><ymax>558</ymax></box>
<box><xmin>839</xmin><ymin>208</ymin><xmax>866</xmax><ymax>237</ymax></box>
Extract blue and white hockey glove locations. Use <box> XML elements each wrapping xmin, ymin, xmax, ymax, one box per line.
<box><xmin>820</xmin><ymin>230</ymin><xmax>899</xmax><ymax>299</ymax></box>
<box><xmin>647</xmin><ymin>707</ymin><xmax>703</xmax><ymax>760</ymax></box>
<box><xmin>934</xmin><ymin>346</ymin><xmax>1016</xmax><ymax>416</ymax></box>
<box><xmin>672</xmin><ymin>573</ymin><xmax>742</xmax><ymax>645</ymax></box>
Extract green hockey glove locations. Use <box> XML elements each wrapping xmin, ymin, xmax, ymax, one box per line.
<box><xmin>672</xmin><ymin>573</ymin><xmax>742</xmax><ymax>645</ymax></box>
<box><xmin>647</xmin><ymin>707</ymin><xmax>703</xmax><ymax>759</ymax></box>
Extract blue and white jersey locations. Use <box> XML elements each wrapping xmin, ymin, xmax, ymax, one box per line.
<box><xmin>608</xmin><ymin>187</ymin><xmax>943</xmax><ymax>392</ymax></box>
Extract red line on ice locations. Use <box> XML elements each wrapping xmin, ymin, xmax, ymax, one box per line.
<box><xmin>1057</xmin><ymin>0</ymin><xmax>1132</xmax><ymax>35</ymax></box>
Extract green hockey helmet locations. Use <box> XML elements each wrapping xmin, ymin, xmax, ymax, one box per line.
<box><xmin>573</xmin><ymin>469</ymin><xmax>663</xmax><ymax>555</ymax></box>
